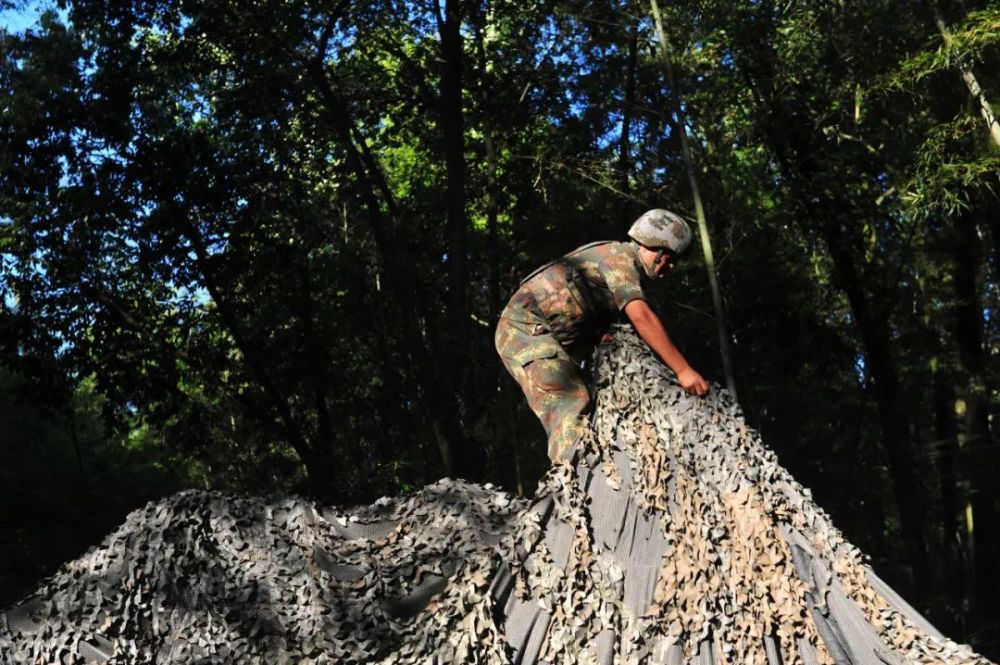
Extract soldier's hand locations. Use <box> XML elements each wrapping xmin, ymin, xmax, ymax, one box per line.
<box><xmin>677</xmin><ymin>367</ymin><xmax>709</xmax><ymax>396</ymax></box>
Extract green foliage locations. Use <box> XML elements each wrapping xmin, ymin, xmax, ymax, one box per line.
<box><xmin>903</xmin><ymin>115</ymin><xmax>1000</xmax><ymax>214</ymax></box>
<box><xmin>889</xmin><ymin>6</ymin><xmax>1000</xmax><ymax>88</ymax></box>
<box><xmin>2</xmin><ymin>0</ymin><xmax>1000</xmax><ymax>652</ymax></box>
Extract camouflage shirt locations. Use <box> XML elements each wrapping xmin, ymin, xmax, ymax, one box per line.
<box><xmin>504</xmin><ymin>240</ymin><xmax>647</xmax><ymax>352</ymax></box>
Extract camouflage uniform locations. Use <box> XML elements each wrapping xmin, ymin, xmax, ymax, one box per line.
<box><xmin>495</xmin><ymin>241</ymin><xmax>647</xmax><ymax>460</ymax></box>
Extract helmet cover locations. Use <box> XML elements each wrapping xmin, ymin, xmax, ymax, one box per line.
<box><xmin>627</xmin><ymin>209</ymin><xmax>693</xmax><ymax>255</ymax></box>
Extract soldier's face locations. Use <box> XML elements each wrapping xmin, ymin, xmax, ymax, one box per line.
<box><xmin>649</xmin><ymin>250</ymin><xmax>677</xmax><ymax>279</ymax></box>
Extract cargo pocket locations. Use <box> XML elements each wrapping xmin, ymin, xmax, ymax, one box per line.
<box><xmin>526</xmin><ymin>357</ymin><xmax>579</xmax><ymax>393</ymax></box>
<box><xmin>496</xmin><ymin>317</ymin><xmax>567</xmax><ymax>368</ymax></box>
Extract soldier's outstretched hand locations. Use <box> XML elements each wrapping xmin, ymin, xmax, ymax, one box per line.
<box><xmin>677</xmin><ymin>367</ymin><xmax>709</xmax><ymax>396</ymax></box>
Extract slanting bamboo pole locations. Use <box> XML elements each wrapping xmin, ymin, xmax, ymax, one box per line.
<box><xmin>934</xmin><ymin>12</ymin><xmax>1000</xmax><ymax>149</ymax></box>
<box><xmin>933</xmin><ymin>7</ymin><xmax>995</xmax><ymax>613</ymax></box>
<box><xmin>649</xmin><ymin>0</ymin><xmax>737</xmax><ymax>396</ymax></box>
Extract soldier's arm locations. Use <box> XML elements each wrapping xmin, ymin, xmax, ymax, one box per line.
<box><xmin>624</xmin><ymin>299</ymin><xmax>709</xmax><ymax>396</ymax></box>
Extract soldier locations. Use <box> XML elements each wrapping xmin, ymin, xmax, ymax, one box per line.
<box><xmin>495</xmin><ymin>209</ymin><xmax>709</xmax><ymax>462</ymax></box>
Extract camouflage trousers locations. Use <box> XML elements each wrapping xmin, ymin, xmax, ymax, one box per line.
<box><xmin>494</xmin><ymin>303</ymin><xmax>591</xmax><ymax>461</ymax></box>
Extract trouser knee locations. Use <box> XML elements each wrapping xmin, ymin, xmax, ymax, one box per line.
<box><xmin>521</xmin><ymin>357</ymin><xmax>590</xmax><ymax>461</ymax></box>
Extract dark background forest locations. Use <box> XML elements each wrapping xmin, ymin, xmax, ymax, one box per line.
<box><xmin>1</xmin><ymin>0</ymin><xmax>998</xmax><ymax>657</ymax></box>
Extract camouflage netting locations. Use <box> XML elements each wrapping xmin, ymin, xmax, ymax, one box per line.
<box><xmin>1</xmin><ymin>326</ymin><xmax>994</xmax><ymax>664</ymax></box>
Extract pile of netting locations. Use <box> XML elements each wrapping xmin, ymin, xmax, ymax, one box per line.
<box><xmin>1</xmin><ymin>326</ymin><xmax>994</xmax><ymax>664</ymax></box>
<box><xmin>0</xmin><ymin>480</ymin><xmax>526</xmax><ymax>664</ymax></box>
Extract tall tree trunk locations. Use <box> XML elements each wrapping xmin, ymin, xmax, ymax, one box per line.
<box><xmin>911</xmin><ymin>259</ymin><xmax>967</xmax><ymax>621</ymax></box>
<box><xmin>904</xmin><ymin>254</ymin><xmax>969</xmax><ymax>622</ymax></box>
<box><xmin>295</xmin><ymin>262</ymin><xmax>333</xmax><ymax>461</ymax></box>
<box><xmin>471</xmin><ymin>5</ymin><xmax>522</xmax><ymax>489</ymax></box>
<box><xmin>932</xmin><ymin>365</ymin><xmax>967</xmax><ymax>623</ymax></box>
<box><xmin>435</xmin><ymin>0</ymin><xmax>479</xmax><ymax>478</ymax></box>
<box><xmin>738</xmin><ymin>46</ymin><xmax>935</xmax><ymax>585</ymax></box>
<box><xmin>470</xmin><ymin>6</ymin><xmax>501</xmax><ymax>326</ymax></box>
<box><xmin>181</xmin><ymin>217</ymin><xmax>343</xmax><ymax>502</ymax></box>
<box><xmin>485</xmin><ymin>129</ymin><xmax>500</xmax><ymax>322</ymax></box>
<box><xmin>68</xmin><ymin>404</ymin><xmax>85</xmax><ymax>485</ymax></box>
<box><xmin>307</xmin><ymin>51</ymin><xmax>457</xmax><ymax>481</ymax></box>
<box><xmin>818</xmin><ymin>218</ymin><xmax>932</xmax><ymax>586</ymax></box>
<box><xmin>294</xmin><ymin>258</ymin><xmax>361</xmax><ymax>494</ymax></box>
<box><xmin>195</xmin><ymin>4</ymin><xmax>447</xmax><ymax>489</ymax></box>
<box><xmin>982</xmin><ymin>197</ymin><xmax>1000</xmax><ymax>280</ymax></box>
<box><xmin>619</xmin><ymin>19</ymin><xmax>638</xmax><ymax>214</ymax></box>
<box><xmin>952</xmin><ymin>212</ymin><xmax>998</xmax><ymax>611</ymax></box>
<box><xmin>297</xmin><ymin>446</ymin><xmax>346</xmax><ymax>504</ymax></box>
<box><xmin>650</xmin><ymin>0</ymin><xmax>738</xmax><ymax>397</ymax></box>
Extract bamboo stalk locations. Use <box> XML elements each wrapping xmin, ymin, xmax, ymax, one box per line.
<box><xmin>935</xmin><ymin>12</ymin><xmax>1000</xmax><ymax>149</ymax></box>
<box><xmin>649</xmin><ymin>0</ymin><xmax>737</xmax><ymax>396</ymax></box>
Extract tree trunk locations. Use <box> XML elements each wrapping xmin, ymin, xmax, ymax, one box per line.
<box><xmin>68</xmin><ymin>403</ymin><xmax>86</xmax><ymax>485</ymax></box>
<box><xmin>910</xmin><ymin>257</ymin><xmax>967</xmax><ymax>621</ymax></box>
<box><xmin>619</xmin><ymin>19</ymin><xmax>638</xmax><ymax>212</ymax></box>
<box><xmin>932</xmin><ymin>365</ymin><xmax>967</xmax><ymax>624</ymax></box>
<box><xmin>650</xmin><ymin>0</ymin><xmax>738</xmax><ymax>398</ymax></box>
<box><xmin>982</xmin><ymin>197</ymin><xmax>1000</xmax><ymax>280</ymax></box>
<box><xmin>485</xmin><ymin>127</ymin><xmax>500</xmax><ymax>323</ymax></box>
<box><xmin>436</xmin><ymin>0</ymin><xmax>481</xmax><ymax>479</ymax></box>
<box><xmin>470</xmin><ymin>6</ymin><xmax>501</xmax><ymax>326</ymax></box>
<box><xmin>182</xmin><ymin>217</ymin><xmax>344</xmax><ymax>502</ymax></box>
<box><xmin>952</xmin><ymin>212</ymin><xmax>998</xmax><ymax>611</ymax></box>
<box><xmin>295</xmin><ymin>262</ymin><xmax>333</xmax><ymax>461</ymax></box>
<box><xmin>298</xmin><ymin>445</ymin><xmax>346</xmax><ymax>504</ymax></box>
<box><xmin>738</xmin><ymin>49</ymin><xmax>935</xmax><ymax>586</ymax></box>
<box><xmin>819</xmin><ymin>218</ymin><xmax>932</xmax><ymax>587</ymax></box>
<box><xmin>308</xmin><ymin>55</ymin><xmax>459</xmax><ymax>482</ymax></box>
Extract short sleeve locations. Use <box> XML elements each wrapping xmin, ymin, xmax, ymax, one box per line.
<box><xmin>599</xmin><ymin>248</ymin><xmax>645</xmax><ymax>310</ymax></box>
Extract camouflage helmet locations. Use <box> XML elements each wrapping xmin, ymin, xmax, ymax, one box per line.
<box><xmin>627</xmin><ymin>209</ymin><xmax>693</xmax><ymax>256</ymax></box>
